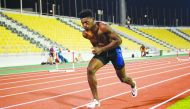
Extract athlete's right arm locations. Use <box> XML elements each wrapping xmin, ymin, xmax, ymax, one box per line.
<box><xmin>82</xmin><ymin>31</ymin><xmax>88</xmax><ymax>39</ymax></box>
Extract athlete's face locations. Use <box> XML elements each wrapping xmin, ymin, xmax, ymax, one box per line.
<box><xmin>81</xmin><ymin>17</ymin><xmax>94</xmax><ymax>31</ymax></box>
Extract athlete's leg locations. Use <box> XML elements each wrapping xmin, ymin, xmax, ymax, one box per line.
<box><xmin>115</xmin><ymin>66</ymin><xmax>138</xmax><ymax>97</ymax></box>
<box><xmin>115</xmin><ymin>66</ymin><xmax>135</xmax><ymax>88</ymax></box>
<box><xmin>110</xmin><ymin>48</ymin><xmax>137</xmax><ymax>96</ymax></box>
<box><xmin>116</xmin><ymin>66</ymin><xmax>138</xmax><ymax>97</ymax></box>
<box><xmin>87</xmin><ymin>58</ymin><xmax>104</xmax><ymax>100</ymax></box>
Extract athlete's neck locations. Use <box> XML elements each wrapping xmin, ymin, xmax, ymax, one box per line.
<box><xmin>91</xmin><ymin>24</ymin><xmax>99</xmax><ymax>33</ymax></box>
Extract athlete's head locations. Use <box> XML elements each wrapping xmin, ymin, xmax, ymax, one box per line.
<box><xmin>79</xmin><ymin>9</ymin><xmax>95</xmax><ymax>30</ymax></box>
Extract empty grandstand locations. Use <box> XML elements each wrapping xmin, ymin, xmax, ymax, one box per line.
<box><xmin>0</xmin><ymin>0</ymin><xmax>189</xmax><ymax>67</ymax></box>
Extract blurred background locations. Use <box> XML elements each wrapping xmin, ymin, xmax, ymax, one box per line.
<box><xmin>0</xmin><ymin>0</ymin><xmax>190</xmax><ymax>67</ymax></box>
<box><xmin>1</xmin><ymin>0</ymin><xmax>190</xmax><ymax>26</ymax></box>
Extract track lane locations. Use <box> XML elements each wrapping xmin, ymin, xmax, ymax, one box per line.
<box><xmin>0</xmin><ymin>60</ymin><xmax>189</xmax><ymax>109</ymax></box>
<box><xmin>0</xmin><ymin>60</ymin><xmax>189</xmax><ymax>97</ymax></box>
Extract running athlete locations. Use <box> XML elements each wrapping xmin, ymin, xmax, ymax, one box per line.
<box><xmin>79</xmin><ymin>9</ymin><xmax>138</xmax><ymax>109</ymax></box>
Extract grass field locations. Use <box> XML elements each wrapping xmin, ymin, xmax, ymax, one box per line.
<box><xmin>168</xmin><ymin>96</ymin><xmax>190</xmax><ymax>109</ymax></box>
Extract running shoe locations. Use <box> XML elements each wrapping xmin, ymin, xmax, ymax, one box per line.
<box><xmin>86</xmin><ymin>99</ymin><xmax>100</xmax><ymax>109</ymax></box>
<box><xmin>131</xmin><ymin>81</ymin><xmax>138</xmax><ymax>97</ymax></box>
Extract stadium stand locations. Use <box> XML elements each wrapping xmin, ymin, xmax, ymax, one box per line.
<box><xmin>2</xmin><ymin>12</ymin><xmax>189</xmax><ymax>55</ymax></box>
<box><xmin>0</xmin><ymin>26</ymin><xmax>42</xmax><ymax>54</ymax></box>
<box><xmin>138</xmin><ymin>28</ymin><xmax>190</xmax><ymax>50</ymax></box>
<box><xmin>111</xmin><ymin>25</ymin><xmax>169</xmax><ymax>51</ymax></box>
<box><xmin>169</xmin><ymin>28</ymin><xmax>190</xmax><ymax>41</ymax></box>
<box><xmin>0</xmin><ymin>12</ymin><xmax>53</xmax><ymax>51</ymax></box>
<box><xmin>4</xmin><ymin>12</ymin><xmax>91</xmax><ymax>51</ymax></box>
<box><xmin>180</xmin><ymin>29</ymin><xmax>190</xmax><ymax>37</ymax></box>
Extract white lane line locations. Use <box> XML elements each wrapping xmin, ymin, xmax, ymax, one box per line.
<box><xmin>0</xmin><ymin>69</ymin><xmax>190</xmax><ymax>109</ymax></box>
<box><xmin>0</xmin><ymin>76</ymin><xmax>114</xmax><ymax>98</ymax></box>
<box><xmin>0</xmin><ymin>60</ymin><xmax>189</xmax><ymax>91</ymax></box>
<box><xmin>0</xmin><ymin>70</ymin><xmax>81</xmax><ymax>81</ymax></box>
<box><xmin>72</xmin><ymin>73</ymin><xmax>190</xmax><ymax>109</ymax></box>
<box><xmin>150</xmin><ymin>89</ymin><xmax>190</xmax><ymax>109</ymax></box>
<box><xmin>0</xmin><ymin>68</ymin><xmax>114</xmax><ymax>86</ymax></box>
<box><xmin>0</xmin><ymin>65</ymin><xmax>114</xmax><ymax>81</ymax></box>
<box><xmin>0</xmin><ymin>66</ymin><xmax>107</xmax><ymax>81</ymax></box>
<box><xmin>0</xmin><ymin>71</ymin><xmax>112</xmax><ymax>91</ymax></box>
<box><xmin>0</xmin><ymin>57</ymin><xmax>177</xmax><ymax>80</ymax></box>
<box><xmin>0</xmin><ymin>63</ymin><xmax>190</xmax><ymax>98</ymax></box>
<box><xmin>1</xmin><ymin>63</ymin><xmax>190</xmax><ymax>98</ymax></box>
<box><xmin>0</xmin><ymin>60</ymin><xmax>188</xmax><ymax>86</ymax></box>
<box><xmin>0</xmin><ymin>57</ymin><xmax>175</xmax><ymax>78</ymax></box>
<box><xmin>0</xmin><ymin>60</ymin><xmax>180</xmax><ymax>90</ymax></box>
<box><xmin>0</xmin><ymin>60</ymin><xmax>171</xmax><ymax>81</ymax></box>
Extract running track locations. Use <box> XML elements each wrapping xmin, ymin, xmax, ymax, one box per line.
<box><xmin>0</xmin><ymin>57</ymin><xmax>190</xmax><ymax>109</ymax></box>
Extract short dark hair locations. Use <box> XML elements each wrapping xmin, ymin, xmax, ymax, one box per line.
<box><xmin>79</xmin><ymin>9</ymin><xmax>93</xmax><ymax>19</ymax></box>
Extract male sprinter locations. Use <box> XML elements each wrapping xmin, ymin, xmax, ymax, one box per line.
<box><xmin>79</xmin><ymin>9</ymin><xmax>137</xmax><ymax>109</ymax></box>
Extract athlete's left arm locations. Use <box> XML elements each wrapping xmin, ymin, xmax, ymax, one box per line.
<box><xmin>100</xmin><ymin>24</ymin><xmax>122</xmax><ymax>52</ymax></box>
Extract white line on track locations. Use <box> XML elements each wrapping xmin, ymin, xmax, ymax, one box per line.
<box><xmin>0</xmin><ymin>62</ymin><xmax>189</xmax><ymax>98</ymax></box>
<box><xmin>72</xmin><ymin>73</ymin><xmax>190</xmax><ymax>109</ymax></box>
<box><xmin>150</xmin><ymin>89</ymin><xmax>190</xmax><ymax>109</ymax></box>
<box><xmin>0</xmin><ymin>61</ymin><xmax>189</xmax><ymax>92</ymax></box>
<box><xmin>0</xmin><ymin>70</ymin><xmax>82</xmax><ymax>81</ymax></box>
<box><xmin>0</xmin><ymin>65</ymin><xmax>189</xmax><ymax>109</ymax></box>
<box><xmin>0</xmin><ymin>57</ymin><xmax>177</xmax><ymax>79</ymax></box>
<box><xmin>0</xmin><ymin>59</ymin><xmax>180</xmax><ymax>89</ymax></box>
<box><xmin>0</xmin><ymin>60</ymin><xmax>172</xmax><ymax>81</ymax></box>
<box><xmin>2</xmin><ymin>72</ymin><xmax>190</xmax><ymax>109</ymax></box>
<box><xmin>0</xmin><ymin>60</ymin><xmax>187</xmax><ymax>86</ymax></box>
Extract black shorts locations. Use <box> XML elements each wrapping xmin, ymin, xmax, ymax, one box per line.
<box><xmin>93</xmin><ymin>46</ymin><xmax>125</xmax><ymax>70</ymax></box>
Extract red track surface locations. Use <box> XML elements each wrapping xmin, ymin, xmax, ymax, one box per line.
<box><xmin>0</xmin><ymin>57</ymin><xmax>190</xmax><ymax>109</ymax></box>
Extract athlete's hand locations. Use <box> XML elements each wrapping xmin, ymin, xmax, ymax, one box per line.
<box><xmin>82</xmin><ymin>31</ymin><xmax>93</xmax><ymax>39</ymax></box>
<box><xmin>92</xmin><ymin>47</ymin><xmax>103</xmax><ymax>55</ymax></box>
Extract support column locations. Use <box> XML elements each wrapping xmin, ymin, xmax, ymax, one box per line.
<box><xmin>119</xmin><ymin>0</ymin><xmax>126</xmax><ymax>25</ymax></box>
<box><xmin>20</xmin><ymin>0</ymin><xmax>22</xmax><ymax>13</ymax></box>
<box><xmin>39</xmin><ymin>0</ymin><xmax>42</xmax><ymax>15</ymax></box>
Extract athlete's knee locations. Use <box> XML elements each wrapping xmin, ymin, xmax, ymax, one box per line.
<box><xmin>87</xmin><ymin>67</ymin><xmax>96</xmax><ymax>75</ymax></box>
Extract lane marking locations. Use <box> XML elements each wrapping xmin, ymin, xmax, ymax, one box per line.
<box><xmin>0</xmin><ymin>60</ymin><xmax>183</xmax><ymax>90</ymax></box>
<box><xmin>0</xmin><ymin>62</ymin><xmax>189</xmax><ymax>97</ymax></box>
<box><xmin>1</xmin><ymin>64</ymin><xmax>190</xmax><ymax>98</ymax></box>
<box><xmin>73</xmin><ymin>73</ymin><xmax>190</xmax><ymax>109</ymax></box>
<box><xmin>0</xmin><ymin>60</ymin><xmax>188</xmax><ymax>86</ymax></box>
<box><xmin>1</xmin><ymin>71</ymin><xmax>190</xmax><ymax>109</ymax></box>
<box><xmin>150</xmin><ymin>89</ymin><xmax>190</xmax><ymax>109</ymax></box>
<box><xmin>0</xmin><ymin>60</ymin><xmax>172</xmax><ymax>81</ymax></box>
<box><xmin>0</xmin><ymin>57</ymin><xmax>176</xmax><ymax>77</ymax></box>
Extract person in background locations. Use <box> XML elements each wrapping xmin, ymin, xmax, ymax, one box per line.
<box><xmin>140</xmin><ymin>44</ymin><xmax>146</xmax><ymax>57</ymax></box>
<box><xmin>126</xmin><ymin>16</ymin><xmax>131</xmax><ymax>28</ymax></box>
<box><xmin>49</xmin><ymin>46</ymin><xmax>56</xmax><ymax>64</ymax></box>
<box><xmin>57</xmin><ymin>48</ymin><xmax>68</xmax><ymax>63</ymax></box>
